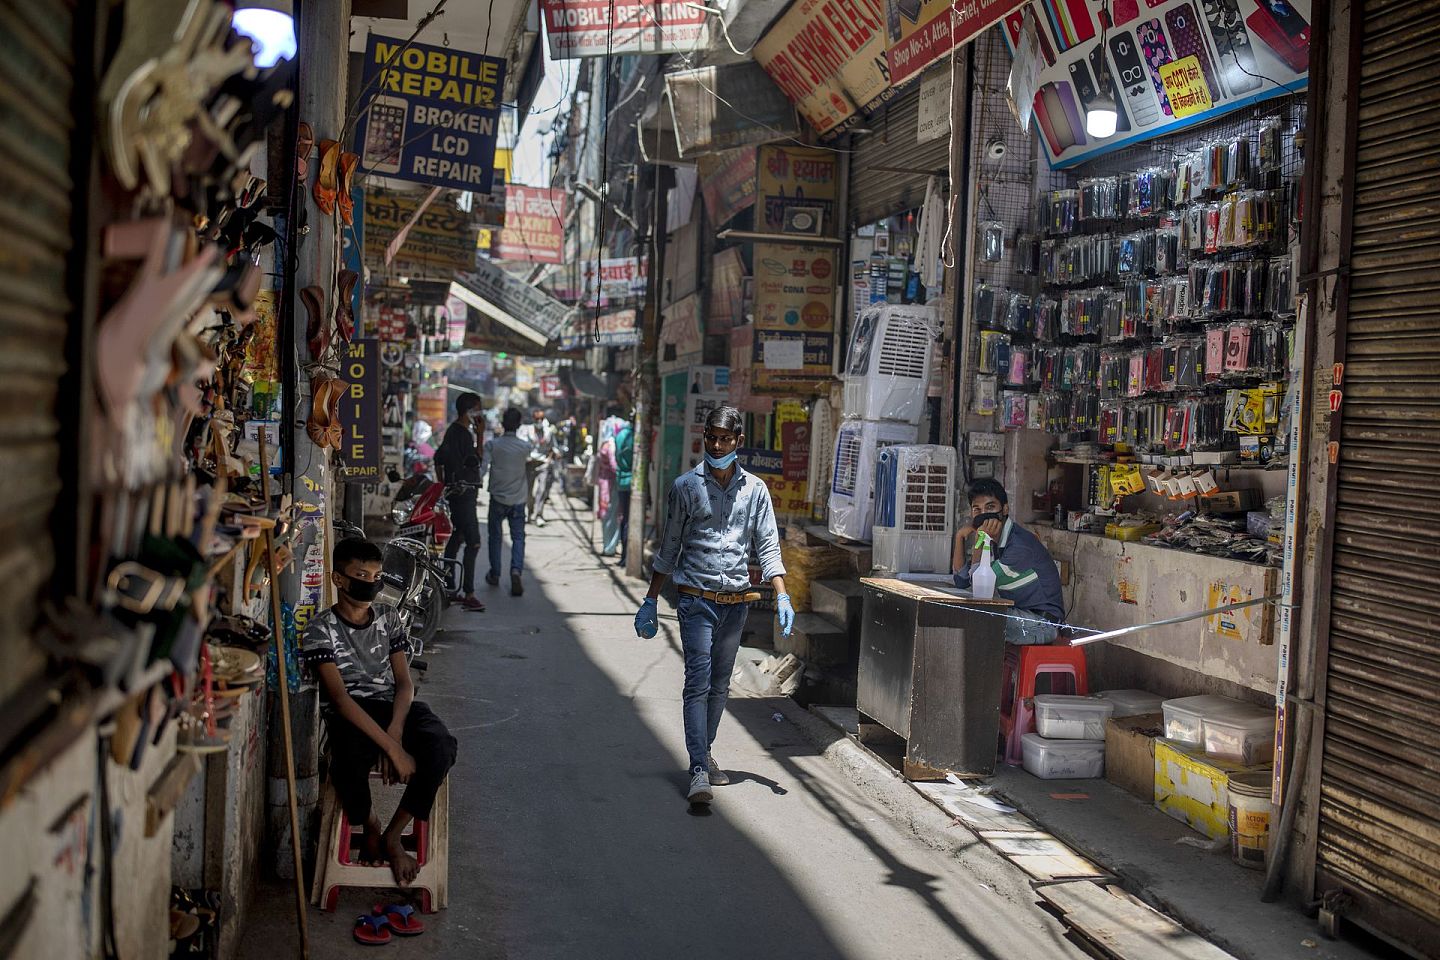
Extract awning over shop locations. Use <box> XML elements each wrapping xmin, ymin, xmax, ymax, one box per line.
<box><xmin>665</xmin><ymin>62</ymin><xmax>799</xmax><ymax>158</ymax></box>
<box><xmin>451</xmin><ymin>259</ymin><xmax>574</xmax><ymax>347</ymax></box>
<box><xmin>566</xmin><ymin>367</ymin><xmax>618</xmax><ymax>399</ymax></box>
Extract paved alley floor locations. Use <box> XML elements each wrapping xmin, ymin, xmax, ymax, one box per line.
<box><xmin>242</xmin><ymin>497</ymin><xmax>1091</xmax><ymax>960</ymax></box>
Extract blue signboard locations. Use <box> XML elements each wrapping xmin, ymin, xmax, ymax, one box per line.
<box><xmin>355</xmin><ymin>35</ymin><xmax>506</xmax><ymax>193</ymax></box>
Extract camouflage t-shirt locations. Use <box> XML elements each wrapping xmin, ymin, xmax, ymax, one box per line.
<box><xmin>301</xmin><ymin>605</ymin><xmax>409</xmax><ymax>702</ymax></box>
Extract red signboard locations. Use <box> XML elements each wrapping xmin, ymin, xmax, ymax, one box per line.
<box><xmin>494</xmin><ymin>185</ymin><xmax>566</xmax><ymax>263</ymax></box>
<box><xmin>379</xmin><ymin>306</ymin><xmax>408</xmax><ymax>342</ymax></box>
<box><xmin>885</xmin><ymin>0</ymin><xmax>1026</xmax><ymax>86</ymax></box>
<box><xmin>697</xmin><ymin>147</ymin><xmax>757</xmax><ymax>228</ymax></box>
<box><xmin>539</xmin><ymin>374</ymin><xmax>563</xmax><ymax>400</ymax></box>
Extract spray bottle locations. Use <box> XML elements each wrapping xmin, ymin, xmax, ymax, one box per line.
<box><xmin>970</xmin><ymin>530</ymin><xmax>997</xmax><ymax>599</ymax></box>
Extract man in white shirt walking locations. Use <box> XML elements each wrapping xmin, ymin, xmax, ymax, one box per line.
<box><xmin>480</xmin><ymin>408</ymin><xmax>534</xmax><ymax>596</ymax></box>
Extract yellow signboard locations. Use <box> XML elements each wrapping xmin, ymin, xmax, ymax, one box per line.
<box><xmin>1159</xmin><ymin>56</ymin><xmax>1214</xmax><ymax>119</ymax></box>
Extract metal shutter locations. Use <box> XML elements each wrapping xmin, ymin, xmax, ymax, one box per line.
<box><xmin>848</xmin><ymin>82</ymin><xmax>951</xmax><ymax>229</ymax></box>
<box><xmin>1314</xmin><ymin>0</ymin><xmax>1440</xmax><ymax>952</ymax></box>
<box><xmin>0</xmin><ymin>0</ymin><xmax>74</xmax><ymax>702</ymax></box>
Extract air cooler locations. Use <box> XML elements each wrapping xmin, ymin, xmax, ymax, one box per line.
<box><xmin>827</xmin><ymin>419</ymin><xmax>919</xmax><ymax>542</ymax></box>
<box><xmin>872</xmin><ymin>444</ymin><xmax>957</xmax><ymax>575</ymax></box>
<box><xmin>842</xmin><ymin>303</ymin><xmax>937</xmax><ymax>423</ymax></box>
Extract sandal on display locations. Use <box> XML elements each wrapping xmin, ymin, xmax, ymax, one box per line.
<box><xmin>335</xmin><ymin>269</ymin><xmax>359</xmax><ymax>341</ymax></box>
<box><xmin>305</xmin><ymin>372</ymin><xmax>346</xmax><ymax>449</ymax></box>
<box><xmin>313</xmin><ymin>139</ymin><xmax>340</xmax><ymax>214</ymax></box>
<box><xmin>301</xmin><ymin>285</ymin><xmax>329</xmax><ymax>360</ymax></box>
<box><xmin>337</xmin><ymin>152</ymin><xmax>360</xmax><ymax>224</ymax></box>
<box><xmin>295</xmin><ymin>121</ymin><xmax>314</xmax><ymax>180</ymax></box>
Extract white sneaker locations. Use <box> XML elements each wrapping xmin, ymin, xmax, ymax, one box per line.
<box><xmin>687</xmin><ymin>768</ymin><xmax>713</xmax><ymax>804</ymax></box>
<box><xmin>534</xmin><ymin>516</ymin><xmax>548</xmax><ymax>527</ymax></box>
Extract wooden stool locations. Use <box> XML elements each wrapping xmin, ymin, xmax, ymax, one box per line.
<box><xmin>998</xmin><ymin>644</ymin><xmax>1090</xmax><ymax>766</ymax></box>
<box><xmin>310</xmin><ymin>772</ymin><xmax>449</xmax><ymax>913</ymax></box>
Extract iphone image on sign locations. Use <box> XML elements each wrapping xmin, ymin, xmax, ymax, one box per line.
<box><xmin>362</xmin><ymin>96</ymin><xmax>407</xmax><ymax>175</ymax></box>
<box><xmin>1135</xmin><ymin>18</ymin><xmax>1176</xmax><ymax>117</ymax></box>
<box><xmin>1109</xmin><ymin>30</ymin><xmax>1161</xmax><ymax>127</ymax></box>
<box><xmin>1201</xmin><ymin>0</ymin><xmax>1262</xmax><ymax>95</ymax></box>
<box><xmin>1165</xmin><ymin>3</ymin><xmax>1222</xmax><ymax>98</ymax></box>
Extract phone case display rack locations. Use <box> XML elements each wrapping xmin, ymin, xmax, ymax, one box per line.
<box><xmin>973</xmin><ymin>103</ymin><xmax>1304</xmax><ymax>467</ymax></box>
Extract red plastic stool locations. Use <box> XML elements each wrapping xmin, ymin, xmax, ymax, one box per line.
<box><xmin>998</xmin><ymin>643</ymin><xmax>1090</xmax><ymax>765</ymax></box>
<box><xmin>310</xmin><ymin>772</ymin><xmax>449</xmax><ymax>913</ymax></box>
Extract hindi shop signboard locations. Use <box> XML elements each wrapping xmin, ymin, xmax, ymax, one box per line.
<box><xmin>363</xmin><ymin>190</ymin><xmax>477</xmax><ymax>278</ymax></box>
<box><xmin>339</xmin><ymin>339</ymin><xmax>383</xmax><ymax>479</ymax></box>
<box><xmin>494</xmin><ymin>186</ymin><xmax>566</xmax><ymax>263</ymax></box>
<box><xmin>356</xmin><ymin>35</ymin><xmax>505</xmax><ymax>193</ymax></box>
<box><xmin>885</xmin><ymin>0</ymin><xmax>1026</xmax><ymax>87</ymax></box>
<box><xmin>558</xmin><ymin>309</ymin><xmax>640</xmax><ymax>349</ymax></box>
<box><xmin>754</xmin><ymin>0</ymin><xmax>893</xmax><ymax>139</ymax></box>
<box><xmin>592</xmin><ymin>257</ymin><xmax>649</xmax><ymax>301</ymax></box>
<box><xmin>758</xmin><ymin>145</ymin><xmax>839</xmax><ymax>236</ymax></box>
<box><xmin>454</xmin><ymin>258</ymin><xmax>574</xmax><ymax>341</ymax></box>
<box><xmin>1001</xmin><ymin>0</ymin><xmax>1311</xmax><ymax>168</ymax></box>
<box><xmin>540</xmin><ymin>0</ymin><xmax>709</xmax><ymax>58</ymax></box>
<box><xmin>697</xmin><ymin>147</ymin><xmax>757</xmax><ymax>227</ymax></box>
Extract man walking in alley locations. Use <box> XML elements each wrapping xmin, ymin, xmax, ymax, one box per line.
<box><xmin>615</xmin><ymin>417</ymin><xmax>635</xmax><ymax>567</ymax></box>
<box><xmin>634</xmin><ymin>405</ymin><xmax>795</xmax><ymax>805</ymax></box>
<box><xmin>437</xmin><ymin>393</ymin><xmax>485</xmax><ymax>612</ymax></box>
<box><xmin>481</xmin><ymin>407</ymin><xmax>533</xmax><ymax>596</ymax></box>
<box><xmin>524</xmin><ymin>408</ymin><xmax>565</xmax><ymax>528</ymax></box>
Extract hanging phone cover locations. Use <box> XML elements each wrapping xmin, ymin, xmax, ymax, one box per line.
<box><xmin>1041</xmin><ymin>0</ymin><xmax>1095</xmax><ymax>51</ymax></box>
<box><xmin>1245</xmin><ymin>5</ymin><xmax>1309</xmax><ymax>72</ymax></box>
<box><xmin>1136</xmin><ymin>18</ymin><xmax>1176</xmax><ymax>116</ymax></box>
<box><xmin>1165</xmin><ymin>2</ymin><xmax>1223</xmax><ymax>98</ymax></box>
<box><xmin>1201</xmin><ymin>0</ymin><xmax>1262</xmax><ymax>94</ymax></box>
<box><xmin>1033</xmin><ymin>87</ymin><xmax>1065</xmax><ymax>157</ymax></box>
<box><xmin>1110</xmin><ymin>30</ymin><xmax>1162</xmax><ymax>127</ymax></box>
<box><xmin>1055</xmin><ymin>81</ymin><xmax>1088</xmax><ymax>147</ymax></box>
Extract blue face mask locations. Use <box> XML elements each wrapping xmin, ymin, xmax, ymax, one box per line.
<box><xmin>705</xmin><ymin>450</ymin><xmax>738</xmax><ymax>470</ymax></box>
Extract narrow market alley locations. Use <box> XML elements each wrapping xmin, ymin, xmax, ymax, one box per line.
<box><xmin>241</xmin><ymin>495</ymin><xmax>1090</xmax><ymax>960</ymax></box>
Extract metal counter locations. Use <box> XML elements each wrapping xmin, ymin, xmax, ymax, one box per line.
<box><xmin>857</xmin><ymin>578</ymin><xmax>1012</xmax><ymax>780</ymax></box>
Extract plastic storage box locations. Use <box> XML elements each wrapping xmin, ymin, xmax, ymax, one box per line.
<box><xmin>1162</xmin><ymin>695</ymin><xmax>1240</xmax><ymax>747</ymax></box>
<box><xmin>1033</xmin><ymin>695</ymin><xmax>1115</xmax><ymax>739</ymax></box>
<box><xmin>1203</xmin><ymin>703</ymin><xmax>1276</xmax><ymax>765</ymax></box>
<box><xmin>1097</xmin><ymin>689</ymin><xmax>1165</xmax><ymax>717</ymax></box>
<box><xmin>1021</xmin><ymin>733</ymin><xmax>1105</xmax><ymax>779</ymax></box>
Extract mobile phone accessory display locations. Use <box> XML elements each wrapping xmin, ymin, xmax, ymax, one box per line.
<box><xmin>1136</xmin><ymin>18</ymin><xmax>1176</xmax><ymax>117</ymax></box>
<box><xmin>1110</xmin><ymin>30</ymin><xmax>1162</xmax><ymax>127</ymax></box>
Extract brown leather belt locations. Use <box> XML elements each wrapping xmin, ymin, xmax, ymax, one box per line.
<box><xmin>678</xmin><ymin>585</ymin><xmax>761</xmax><ymax>604</ymax></box>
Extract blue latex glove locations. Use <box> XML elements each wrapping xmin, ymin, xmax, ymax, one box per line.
<box><xmin>777</xmin><ymin>594</ymin><xmax>795</xmax><ymax>637</ymax></box>
<box><xmin>635</xmin><ymin>597</ymin><xmax>658</xmax><ymax>638</ymax></box>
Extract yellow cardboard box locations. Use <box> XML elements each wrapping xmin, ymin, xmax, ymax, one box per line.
<box><xmin>1154</xmin><ymin>739</ymin><xmax>1271</xmax><ymax>840</ymax></box>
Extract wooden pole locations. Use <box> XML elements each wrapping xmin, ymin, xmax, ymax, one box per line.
<box><xmin>259</xmin><ymin>428</ymin><xmax>310</xmax><ymax>960</ymax></box>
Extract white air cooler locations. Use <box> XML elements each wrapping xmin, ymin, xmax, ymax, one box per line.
<box><xmin>827</xmin><ymin>419</ymin><xmax>919</xmax><ymax>542</ymax></box>
<box><xmin>842</xmin><ymin>303</ymin><xmax>937</xmax><ymax>423</ymax></box>
<box><xmin>871</xmin><ymin>444</ymin><xmax>957</xmax><ymax>574</ymax></box>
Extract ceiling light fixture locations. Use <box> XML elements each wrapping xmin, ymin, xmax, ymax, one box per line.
<box><xmin>1086</xmin><ymin>0</ymin><xmax>1118</xmax><ymax>140</ymax></box>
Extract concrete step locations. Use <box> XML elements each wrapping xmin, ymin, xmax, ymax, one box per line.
<box><xmin>811</xmin><ymin>579</ymin><xmax>865</xmax><ymax>632</ymax></box>
<box><xmin>775</xmin><ymin>612</ymin><xmax>851</xmax><ymax>668</ymax></box>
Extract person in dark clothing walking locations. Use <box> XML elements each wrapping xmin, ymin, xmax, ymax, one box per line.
<box><xmin>436</xmin><ymin>393</ymin><xmax>486</xmax><ymax>612</ymax></box>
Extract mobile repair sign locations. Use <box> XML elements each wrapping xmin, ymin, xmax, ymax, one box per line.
<box><xmin>540</xmin><ymin>0</ymin><xmax>708</xmax><ymax>58</ymax></box>
<box><xmin>356</xmin><ymin>35</ymin><xmax>505</xmax><ymax>193</ymax></box>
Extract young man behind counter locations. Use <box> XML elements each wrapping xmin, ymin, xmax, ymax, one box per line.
<box><xmin>951</xmin><ymin>478</ymin><xmax>1065</xmax><ymax>645</ymax></box>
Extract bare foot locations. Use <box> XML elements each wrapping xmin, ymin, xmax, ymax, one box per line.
<box><xmin>386</xmin><ymin>835</ymin><xmax>419</xmax><ymax>886</ymax></box>
<box><xmin>360</xmin><ymin>820</ymin><xmax>385</xmax><ymax>866</ymax></box>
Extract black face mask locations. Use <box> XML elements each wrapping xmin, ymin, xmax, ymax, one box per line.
<box><xmin>342</xmin><ymin>576</ymin><xmax>381</xmax><ymax>603</ymax></box>
<box><xmin>972</xmin><ymin>511</ymin><xmax>1005</xmax><ymax>527</ymax></box>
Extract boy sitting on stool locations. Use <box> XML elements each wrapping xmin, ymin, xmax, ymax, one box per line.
<box><xmin>302</xmin><ymin>537</ymin><xmax>458</xmax><ymax>885</ymax></box>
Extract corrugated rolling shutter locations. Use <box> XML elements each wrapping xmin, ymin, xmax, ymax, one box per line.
<box><xmin>0</xmin><ymin>0</ymin><xmax>73</xmax><ymax>700</ymax></box>
<box><xmin>1314</xmin><ymin>0</ymin><xmax>1440</xmax><ymax>952</ymax></box>
<box><xmin>848</xmin><ymin>81</ymin><xmax>951</xmax><ymax>228</ymax></box>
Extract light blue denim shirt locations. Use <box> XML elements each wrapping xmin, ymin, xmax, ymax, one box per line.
<box><xmin>654</xmin><ymin>463</ymin><xmax>786</xmax><ymax>592</ymax></box>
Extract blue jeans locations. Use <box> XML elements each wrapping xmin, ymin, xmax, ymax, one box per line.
<box><xmin>677</xmin><ymin>595</ymin><xmax>748</xmax><ymax>773</ymax></box>
<box><xmin>488</xmin><ymin>500</ymin><xmax>526</xmax><ymax>577</ymax></box>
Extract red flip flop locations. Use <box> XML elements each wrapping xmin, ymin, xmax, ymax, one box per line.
<box><xmin>377</xmin><ymin>903</ymin><xmax>425</xmax><ymax>936</ymax></box>
<box><xmin>354</xmin><ymin>913</ymin><xmax>391</xmax><ymax>945</ymax></box>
